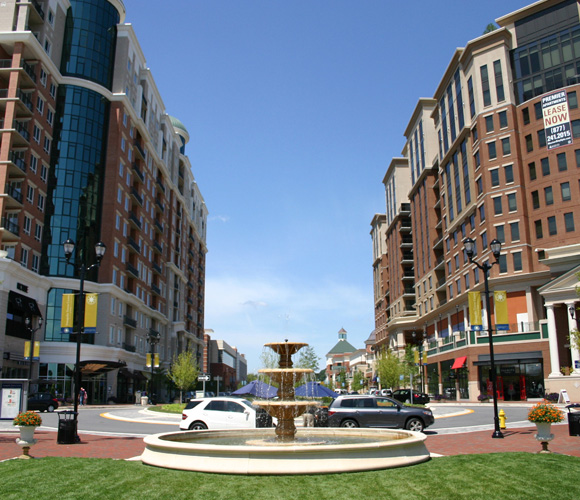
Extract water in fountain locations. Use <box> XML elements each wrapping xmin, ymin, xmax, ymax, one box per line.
<box><xmin>253</xmin><ymin>341</ymin><xmax>320</xmax><ymax>441</ymax></box>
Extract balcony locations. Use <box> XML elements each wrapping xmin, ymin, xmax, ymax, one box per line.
<box><xmin>156</xmin><ymin>178</ymin><xmax>166</xmax><ymax>194</ymax></box>
<box><xmin>153</xmin><ymin>240</ymin><xmax>163</xmax><ymax>254</ymax></box>
<box><xmin>399</xmin><ymin>222</ymin><xmax>412</xmax><ymax>233</ymax></box>
<box><xmin>12</xmin><ymin>120</ymin><xmax>30</xmax><ymax>145</ymax></box>
<box><xmin>132</xmin><ymin>162</ymin><xmax>144</xmax><ymax>183</ymax></box>
<box><xmin>122</xmin><ymin>342</ymin><xmax>136</xmax><ymax>352</ymax></box>
<box><xmin>401</xmin><ymin>252</ymin><xmax>414</xmax><ymax>263</ymax></box>
<box><xmin>128</xmin><ymin>237</ymin><xmax>140</xmax><ymax>253</ymax></box>
<box><xmin>154</xmin><ymin>219</ymin><xmax>163</xmax><ymax>233</ymax></box>
<box><xmin>126</xmin><ymin>262</ymin><xmax>139</xmax><ymax>278</ymax></box>
<box><xmin>130</xmin><ymin>187</ymin><xmax>143</xmax><ymax>206</ymax></box>
<box><xmin>155</xmin><ymin>198</ymin><xmax>165</xmax><ymax>214</ymax></box>
<box><xmin>123</xmin><ymin>316</ymin><xmax>137</xmax><ymax>329</ymax></box>
<box><xmin>133</xmin><ymin>139</ymin><xmax>146</xmax><ymax>160</ymax></box>
<box><xmin>8</xmin><ymin>152</ymin><xmax>27</xmax><ymax>176</ymax></box>
<box><xmin>128</xmin><ymin>211</ymin><xmax>142</xmax><ymax>229</ymax></box>
<box><xmin>4</xmin><ymin>185</ymin><xmax>23</xmax><ymax>208</ymax></box>
<box><xmin>152</xmin><ymin>261</ymin><xmax>163</xmax><ymax>275</ymax></box>
<box><xmin>1</xmin><ymin>217</ymin><xmax>20</xmax><ymax>240</ymax></box>
<box><xmin>152</xmin><ymin>283</ymin><xmax>161</xmax><ymax>296</ymax></box>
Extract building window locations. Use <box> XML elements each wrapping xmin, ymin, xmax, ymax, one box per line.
<box><xmin>535</xmin><ymin>220</ymin><xmax>543</xmax><ymax>239</ymax></box>
<box><xmin>534</xmin><ymin>102</ymin><xmax>542</xmax><ymax>120</ymax></box>
<box><xmin>26</xmin><ymin>185</ymin><xmax>34</xmax><ymax>203</ymax></box>
<box><xmin>513</xmin><ymin>252</ymin><xmax>522</xmax><ymax>272</ymax></box>
<box><xmin>541</xmin><ymin>157</ymin><xmax>550</xmax><ymax>176</ymax></box>
<box><xmin>493</xmin><ymin>196</ymin><xmax>502</xmax><ymax>215</ymax></box>
<box><xmin>33</xmin><ymin>125</ymin><xmax>41</xmax><ymax>143</ymax></box>
<box><xmin>476</xmin><ymin>176</ymin><xmax>483</xmax><ymax>196</ymax></box>
<box><xmin>479</xmin><ymin>203</ymin><xmax>485</xmax><ymax>222</ymax></box>
<box><xmin>480</xmin><ymin>65</ymin><xmax>491</xmax><ymax>107</ymax></box>
<box><xmin>504</xmin><ymin>164</ymin><xmax>514</xmax><ymax>184</ymax></box>
<box><xmin>46</xmin><ymin>108</ymin><xmax>54</xmax><ymax>126</ymax></box>
<box><xmin>487</xmin><ymin>141</ymin><xmax>497</xmax><ymax>160</ymax></box>
<box><xmin>538</xmin><ymin>129</ymin><xmax>546</xmax><ymax>148</ymax></box>
<box><xmin>23</xmin><ymin>216</ymin><xmax>31</xmax><ymax>235</ymax></box>
<box><xmin>30</xmin><ymin>155</ymin><xmax>38</xmax><ymax>173</ymax></box>
<box><xmin>548</xmin><ymin>216</ymin><xmax>557</xmax><ymax>236</ymax></box>
<box><xmin>49</xmin><ymin>83</ymin><xmax>56</xmax><ymax>99</ymax></box>
<box><xmin>496</xmin><ymin>224</ymin><xmax>505</xmax><ymax>243</ymax></box>
<box><xmin>528</xmin><ymin>162</ymin><xmax>536</xmax><ymax>180</ymax></box>
<box><xmin>532</xmin><ymin>190</ymin><xmax>540</xmax><ymax>209</ymax></box>
<box><xmin>525</xmin><ymin>134</ymin><xmax>533</xmax><ymax>152</ymax></box>
<box><xmin>20</xmin><ymin>248</ymin><xmax>28</xmax><ymax>267</ymax></box>
<box><xmin>468</xmin><ymin>76</ymin><xmax>475</xmax><ymax>117</ymax></box>
<box><xmin>37</xmin><ymin>193</ymin><xmax>45</xmax><ymax>211</ymax></box>
<box><xmin>576</xmin><ymin>149</ymin><xmax>580</xmax><ymax>168</ymax></box>
<box><xmin>498</xmin><ymin>110</ymin><xmax>508</xmax><ymax>128</ymax></box>
<box><xmin>36</xmin><ymin>96</ymin><xmax>44</xmax><ymax>115</ymax></box>
<box><xmin>490</xmin><ymin>168</ymin><xmax>500</xmax><ymax>187</ymax></box>
<box><xmin>43</xmin><ymin>136</ymin><xmax>51</xmax><ymax>154</ymax></box>
<box><xmin>564</xmin><ymin>212</ymin><xmax>575</xmax><ymax>232</ymax></box>
<box><xmin>510</xmin><ymin>221</ymin><xmax>520</xmax><ymax>241</ymax></box>
<box><xmin>561</xmin><ymin>182</ymin><xmax>571</xmax><ymax>201</ymax></box>
<box><xmin>507</xmin><ymin>193</ymin><xmax>517</xmax><ymax>212</ymax></box>
<box><xmin>34</xmin><ymin>223</ymin><xmax>42</xmax><ymax>242</ymax></box>
<box><xmin>544</xmin><ymin>186</ymin><xmax>554</xmax><ymax>206</ymax></box>
<box><xmin>557</xmin><ymin>153</ymin><xmax>567</xmax><ymax>171</ymax></box>
<box><xmin>485</xmin><ymin>115</ymin><xmax>494</xmax><ymax>132</ymax></box>
<box><xmin>498</xmin><ymin>254</ymin><xmax>508</xmax><ymax>273</ymax></box>
<box><xmin>522</xmin><ymin>107</ymin><xmax>530</xmax><ymax>125</ymax></box>
<box><xmin>494</xmin><ymin>60</ymin><xmax>504</xmax><ymax>102</ymax></box>
<box><xmin>481</xmin><ymin>231</ymin><xmax>488</xmax><ymax>249</ymax></box>
<box><xmin>501</xmin><ymin>137</ymin><xmax>511</xmax><ymax>156</ymax></box>
<box><xmin>569</xmin><ymin>91</ymin><xmax>578</xmax><ymax>109</ymax></box>
<box><xmin>31</xmin><ymin>254</ymin><xmax>40</xmax><ymax>273</ymax></box>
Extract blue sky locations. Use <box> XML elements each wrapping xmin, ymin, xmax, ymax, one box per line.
<box><xmin>122</xmin><ymin>0</ymin><xmax>531</xmax><ymax>372</ymax></box>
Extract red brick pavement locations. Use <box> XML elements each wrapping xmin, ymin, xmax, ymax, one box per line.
<box><xmin>1</xmin><ymin>425</ymin><xmax>578</xmax><ymax>461</ymax></box>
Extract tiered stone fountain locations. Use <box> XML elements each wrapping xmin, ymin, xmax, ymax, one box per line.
<box><xmin>141</xmin><ymin>340</ymin><xmax>431</xmax><ymax>474</ymax></box>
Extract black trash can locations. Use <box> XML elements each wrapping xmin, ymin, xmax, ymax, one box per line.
<box><xmin>57</xmin><ymin>410</ymin><xmax>78</xmax><ymax>444</ymax></box>
<box><xmin>567</xmin><ymin>404</ymin><xmax>580</xmax><ymax>436</ymax></box>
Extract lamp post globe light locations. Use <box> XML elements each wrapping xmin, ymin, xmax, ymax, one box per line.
<box><xmin>464</xmin><ymin>237</ymin><xmax>504</xmax><ymax>439</ymax></box>
<box><xmin>63</xmin><ymin>238</ymin><xmax>106</xmax><ymax>440</ymax></box>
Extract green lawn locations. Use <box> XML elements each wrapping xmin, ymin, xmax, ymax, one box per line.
<box><xmin>1</xmin><ymin>453</ymin><xmax>578</xmax><ymax>500</ymax></box>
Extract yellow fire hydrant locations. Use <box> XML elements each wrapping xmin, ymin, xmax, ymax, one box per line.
<box><xmin>499</xmin><ymin>409</ymin><xmax>507</xmax><ymax>429</ymax></box>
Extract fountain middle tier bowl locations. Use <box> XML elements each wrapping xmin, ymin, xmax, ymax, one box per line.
<box><xmin>141</xmin><ymin>428</ymin><xmax>431</xmax><ymax>475</ymax></box>
<box><xmin>258</xmin><ymin>368</ymin><xmax>313</xmax><ymax>385</ymax></box>
<box><xmin>252</xmin><ymin>400</ymin><xmax>319</xmax><ymax>419</ymax></box>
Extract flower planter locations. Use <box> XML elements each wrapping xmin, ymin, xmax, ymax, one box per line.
<box><xmin>534</xmin><ymin>422</ymin><xmax>554</xmax><ymax>453</ymax></box>
<box><xmin>16</xmin><ymin>425</ymin><xmax>38</xmax><ymax>459</ymax></box>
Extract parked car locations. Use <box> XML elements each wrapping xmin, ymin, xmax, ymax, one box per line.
<box><xmin>27</xmin><ymin>392</ymin><xmax>59</xmax><ymax>412</ymax></box>
<box><xmin>391</xmin><ymin>389</ymin><xmax>430</xmax><ymax>405</ymax></box>
<box><xmin>180</xmin><ymin>397</ymin><xmax>273</xmax><ymax>431</ymax></box>
<box><xmin>327</xmin><ymin>395</ymin><xmax>434</xmax><ymax>432</ymax></box>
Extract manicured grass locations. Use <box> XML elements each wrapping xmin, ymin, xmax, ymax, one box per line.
<box><xmin>1</xmin><ymin>453</ymin><xmax>579</xmax><ymax>500</ymax></box>
<box><xmin>147</xmin><ymin>403</ymin><xmax>185</xmax><ymax>414</ymax></box>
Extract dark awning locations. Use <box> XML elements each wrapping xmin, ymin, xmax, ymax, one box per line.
<box><xmin>8</xmin><ymin>291</ymin><xmax>41</xmax><ymax>316</ymax></box>
<box><xmin>451</xmin><ymin>356</ymin><xmax>467</xmax><ymax>369</ymax></box>
<box><xmin>79</xmin><ymin>360</ymin><xmax>126</xmax><ymax>375</ymax></box>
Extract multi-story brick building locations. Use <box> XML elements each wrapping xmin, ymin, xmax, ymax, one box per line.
<box><xmin>0</xmin><ymin>0</ymin><xmax>208</xmax><ymax>404</ymax></box>
<box><xmin>371</xmin><ymin>0</ymin><xmax>580</xmax><ymax>401</ymax></box>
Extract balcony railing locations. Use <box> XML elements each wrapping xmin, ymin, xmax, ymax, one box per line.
<box><xmin>122</xmin><ymin>342</ymin><xmax>136</xmax><ymax>352</ymax></box>
<box><xmin>123</xmin><ymin>316</ymin><xmax>137</xmax><ymax>328</ymax></box>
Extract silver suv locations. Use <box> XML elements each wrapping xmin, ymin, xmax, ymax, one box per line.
<box><xmin>327</xmin><ymin>395</ymin><xmax>434</xmax><ymax>432</ymax></box>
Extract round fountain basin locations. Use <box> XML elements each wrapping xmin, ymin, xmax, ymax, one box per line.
<box><xmin>141</xmin><ymin>428</ymin><xmax>430</xmax><ymax>475</ymax></box>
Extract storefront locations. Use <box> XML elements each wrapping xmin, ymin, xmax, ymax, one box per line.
<box><xmin>475</xmin><ymin>351</ymin><xmax>544</xmax><ymax>401</ymax></box>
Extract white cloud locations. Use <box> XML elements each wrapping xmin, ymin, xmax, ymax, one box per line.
<box><xmin>204</xmin><ymin>273</ymin><xmax>373</xmax><ymax>372</ymax></box>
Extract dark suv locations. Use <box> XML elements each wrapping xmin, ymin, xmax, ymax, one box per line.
<box><xmin>327</xmin><ymin>395</ymin><xmax>434</xmax><ymax>432</ymax></box>
<box><xmin>28</xmin><ymin>392</ymin><xmax>59</xmax><ymax>412</ymax></box>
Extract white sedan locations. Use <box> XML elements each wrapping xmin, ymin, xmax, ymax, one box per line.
<box><xmin>180</xmin><ymin>397</ymin><xmax>273</xmax><ymax>431</ymax></box>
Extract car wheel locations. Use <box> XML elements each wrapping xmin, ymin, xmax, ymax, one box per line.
<box><xmin>406</xmin><ymin>418</ymin><xmax>424</xmax><ymax>432</ymax></box>
<box><xmin>189</xmin><ymin>421</ymin><xmax>207</xmax><ymax>430</ymax></box>
<box><xmin>340</xmin><ymin>419</ymin><xmax>359</xmax><ymax>428</ymax></box>
<box><xmin>47</xmin><ymin>405</ymin><xmax>56</xmax><ymax>412</ymax></box>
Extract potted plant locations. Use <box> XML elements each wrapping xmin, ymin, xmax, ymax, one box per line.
<box><xmin>477</xmin><ymin>394</ymin><xmax>490</xmax><ymax>402</ymax></box>
<box><xmin>13</xmin><ymin>411</ymin><xmax>42</xmax><ymax>458</ymax></box>
<box><xmin>527</xmin><ymin>401</ymin><xmax>564</xmax><ymax>453</ymax></box>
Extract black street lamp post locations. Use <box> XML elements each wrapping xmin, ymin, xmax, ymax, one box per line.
<box><xmin>25</xmin><ymin>315</ymin><xmax>43</xmax><ymax>393</ymax></box>
<box><xmin>63</xmin><ymin>238</ymin><xmax>106</xmax><ymax>438</ymax></box>
<box><xmin>147</xmin><ymin>330</ymin><xmax>161</xmax><ymax>403</ymax></box>
<box><xmin>411</xmin><ymin>330</ymin><xmax>424</xmax><ymax>393</ymax></box>
<box><xmin>464</xmin><ymin>237</ymin><xmax>504</xmax><ymax>439</ymax></box>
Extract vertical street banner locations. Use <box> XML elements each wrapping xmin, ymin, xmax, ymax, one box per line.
<box><xmin>146</xmin><ymin>353</ymin><xmax>160</xmax><ymax>368</ymax></box>
<box><xmin>61</xmin><ymin>293</ymin><xmax>75</xmax><ymax>334</ymax></box>
<box><xmin>541</xmin><ymin>90</ymin><xmax>572</xmax><ymax>150</ymax></box>
<box><xmin>84</xmin><ymin>293</ymin><xmax>98</xmax><ymax>334</ymax></box>
<box><xmin>494</xmin><ymin>291</ymin><xmax>509</xmax><ymax>331</ymax></box>
<box><xmin>154</xmin><ymin>353</ymin><xmax>159</xmax><ymax>367</ymax></box>
<box><xmin>468</xmin><ymin>291</ymin><xmax>482</xmax><ymax>331</ymax></box>
<box><xmin>24</xmin><ymin>341</ymin><xmax>40</xmax><ymax>360</ymax></box>
<box><xmin>146</xmin><ymin>353</ymin><xmax>152</xmax><ymax>368</ymax></box>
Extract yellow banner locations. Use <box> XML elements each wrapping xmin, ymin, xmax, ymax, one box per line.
<box><xmin>154</xmin><ymin>353</ymin><xmax>159</xmax><ymax>368</ymax></box>
<box><xmin>84</xmin><ymin>293</ymin><xmax>98</xmax><ymax>333</ymax></box>
<box><xmin>23</xmin><ymin>341</ymin><xmax>40</xmax><ymax>359</ymax></box>
<box><xmin>414</xmin><ymin>350</ymin><xmax>419</xmax><ymax>364</ymax></box>
<box><xmin>422</xmin><ymin>351</ymin><xmax>427</xmax><ymax>364</ymax></box>
<box><xmin>61</xmin><ymin>294</ymin><xmax>75</xmax><ymax>333</ymax></box>
<box><xmin>494</xmin><ymin>291</ymin><xmax>509</xmax><ymax>331</ymax></box>
<box><xmin>469</xmin><ymin>292</ymin><xmax>482</xmax><ymax>331</ymax></box>
<box><xmin>146</xmin><ymin>353</ymin><xmax>152</xmax><ymax>368</ymax></box>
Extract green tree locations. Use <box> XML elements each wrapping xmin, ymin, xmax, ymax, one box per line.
<box><xmin>295</xmin><ymin>345</ymin><xmax>320</xmax><ymax>371</ymax></box>
<box><xmin>335</xmin><ymin>369</ymin><xmax>347</xmax><ymax>390</ymax></box>
<box><xmin>483</xmin><ymin>23</ymin><xmax>497</xmax><ymax>34</ymax></box>
<box><xmin>166</xmin><ymin>350</ymin><xmax>199</xmax><ymax>403</ymax></box>
<box><xmin>351</xmin><ymin>370</ymin><xmax>365</xmax><ymax>392</ymax></box>
<box><xmin>376</xmin><ymin>349</ymin><xmax>402</xmax><ymax>390</ymax></box>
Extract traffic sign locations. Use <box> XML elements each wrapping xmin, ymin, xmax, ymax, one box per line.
<box><xmin>198</xmin><ymin>375</ymin><xmax>210</xmax><ymax>381</ymax></box>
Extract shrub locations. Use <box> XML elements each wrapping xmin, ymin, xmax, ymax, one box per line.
<box><xmin>544</xmin><ymin>392</ymin><xmax>559</xmax><ymax>402</ymax></box>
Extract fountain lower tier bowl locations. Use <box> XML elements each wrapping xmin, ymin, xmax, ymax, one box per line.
<box><xmin>141</xmin><ymin>428</ymin><xmax>430</xmax><ymax>475</ymax></box>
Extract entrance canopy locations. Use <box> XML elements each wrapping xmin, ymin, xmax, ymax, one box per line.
<box><xmin>79</xmin><ymin>360</ymin><xmax>126</xmax><ymax>375</ymax></box>
<box><xmin>451</xmin><ymin>356</ymin><xmax>467</xmax><ymax>369</ymax></box>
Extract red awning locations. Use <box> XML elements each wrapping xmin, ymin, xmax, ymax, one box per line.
<box><xmin>451</xmin><ymin>356</ymin><xmax>467</xmax><ymax>369</ymax></box>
